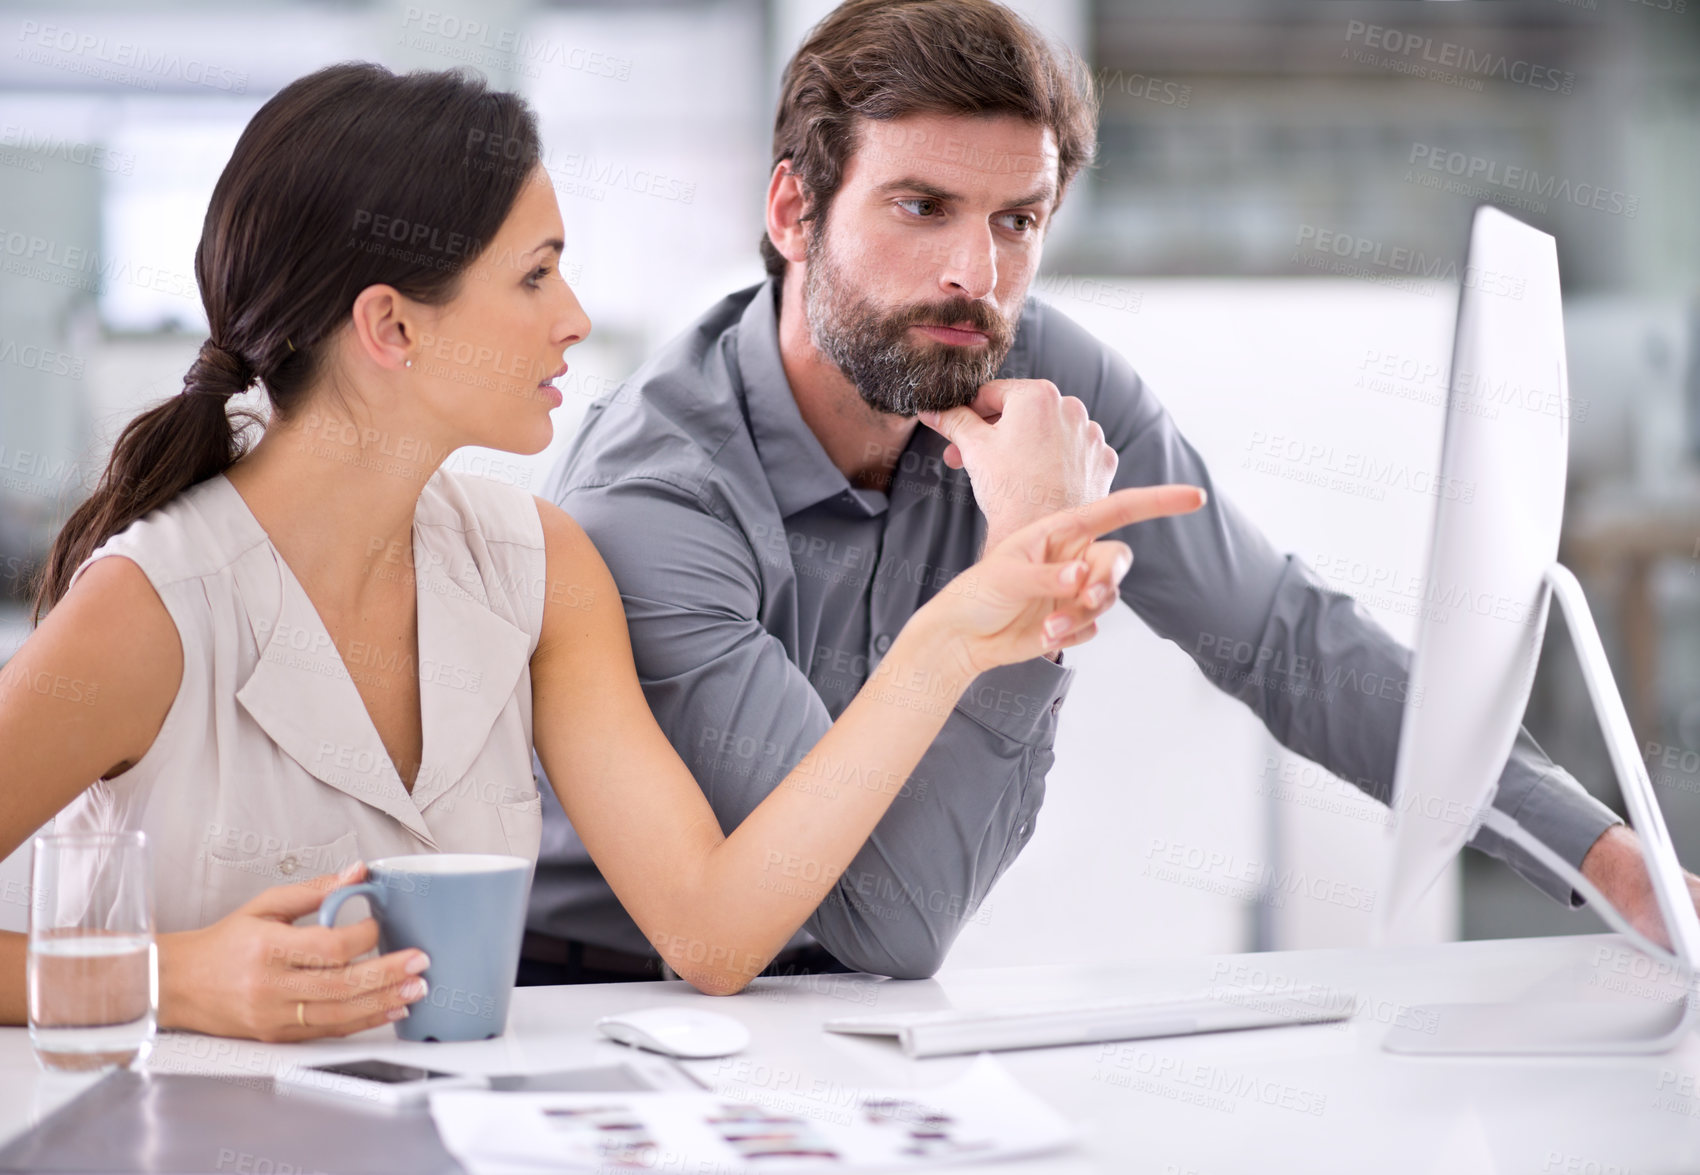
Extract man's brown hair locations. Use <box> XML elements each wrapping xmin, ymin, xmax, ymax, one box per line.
<box><xmin>761</xmin><ymin>0</ymin><xmax>1099</xmax><ymax>282</ymax></box>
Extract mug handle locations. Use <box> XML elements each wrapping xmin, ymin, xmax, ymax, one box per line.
<box><xmin>318</xmin><ymin>881</ymin><xmax>385</xmax><ymax>928</ymax></box>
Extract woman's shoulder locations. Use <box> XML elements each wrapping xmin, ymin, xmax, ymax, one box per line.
<box><xmin>67</xmin><ymin>473</ymin><xmax>267</xmax><ymax>598</ymax></box>
<box><xmin>416</xmin><ymin>465</ymin><xmax>545</xmax><ymax>552</ymax></box>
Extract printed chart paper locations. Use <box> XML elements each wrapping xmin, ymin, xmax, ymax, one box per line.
<box><xmin>428</xmin><ymin>1055</ymin><xmax>1074</xmax><ymax>1174</ymax></box>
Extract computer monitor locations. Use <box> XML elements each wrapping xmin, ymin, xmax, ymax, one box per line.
<box><xmin>1379</xmin><ymin>205</ymin><xmax>1700</xmax><ymax>1055</ymax></box>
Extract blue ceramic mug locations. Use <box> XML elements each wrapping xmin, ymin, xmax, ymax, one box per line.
<box><xmin>318</xmin><ymin>853</ymin><xmax>531</xmax><ymax>1043</ymax></box>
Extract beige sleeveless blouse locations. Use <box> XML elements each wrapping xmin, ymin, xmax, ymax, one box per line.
<box><xmin>53</xmin><ymin>468</ymin><xmax>548</xmax><ymax>933</ymax></box>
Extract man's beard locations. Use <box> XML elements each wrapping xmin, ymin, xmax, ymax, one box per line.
<box><xmin>803</xmin><ymin>226</ymin><xmax>1016</xmax><ymax>417</ymax></box>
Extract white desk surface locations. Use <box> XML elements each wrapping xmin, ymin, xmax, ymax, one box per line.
<box><xmin>1</xmin><ymin>932</ymin><xmax>1695</xmax><ymax>1174</ymax></box>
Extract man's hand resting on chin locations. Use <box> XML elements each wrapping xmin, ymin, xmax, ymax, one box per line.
<box><xmin>921</xmin><ymin>378</ymin><xmax>1121</xmax><ymax>595</ymax></box>
<box><xmin>922</xmin><ymin>379</ymin><xmax>1129</xmax><ymax>667</ymax></box>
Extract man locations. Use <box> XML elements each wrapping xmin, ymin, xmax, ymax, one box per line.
<box><xmin>519</xmin><ymin>0</ymin><xmax>1684</xmax><ymax>985</ymax></box>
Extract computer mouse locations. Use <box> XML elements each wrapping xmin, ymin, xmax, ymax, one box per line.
<box><xmin>595</xmin><ymin>1006</ymin><xmax>751</xmax><ymax>1059</ymax></box>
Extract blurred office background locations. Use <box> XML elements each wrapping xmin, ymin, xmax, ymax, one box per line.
<box><xmin>0</xmin><ymin>0</ymin><xmax>1696</xmax><ymax>964</ymax></box>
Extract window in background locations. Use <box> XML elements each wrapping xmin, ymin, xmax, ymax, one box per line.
<box><xmin>100</xmin><ymin>102</ymin><xmax>250</xmax><ymax>333</ymax></box>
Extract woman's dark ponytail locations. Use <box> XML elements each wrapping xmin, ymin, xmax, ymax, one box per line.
<box><xmin>29</xmin><ymin>62</ymin><xmax>541</xmax><ymax>622</ymax></box>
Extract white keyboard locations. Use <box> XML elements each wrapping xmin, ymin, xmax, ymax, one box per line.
<box><xmin>824</xmin><ymin>987</ymin><xmax>1355</xmax><ymax>1057</ymax></box>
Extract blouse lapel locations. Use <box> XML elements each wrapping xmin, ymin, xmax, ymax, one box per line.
<box><xmin>219</xmin><ymin>473</ymin><xmax>532</xmax><ymax>845</ymax></box>
<box><xmin>231</xmin><ymin>534</ymin><xmax>439</xmax><ymax>846</ymax></box>
<box><xmin>404</xmin><ymin>537</ymin><xmax>531</xmax><ymax>813</ymax></box>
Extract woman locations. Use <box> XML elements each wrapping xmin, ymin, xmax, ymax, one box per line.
<box><xmin>0</xmin><ymin>63</ymin><xmax>1200</xmax><ymax>1041</ymax></box>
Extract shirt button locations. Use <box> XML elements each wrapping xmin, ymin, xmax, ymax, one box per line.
<box><xmin>1018</xmin><ymin>822</ymin><xmax>1030</xmax><ymax>839</ymax></box>
<box><xmin>277</xmin><ymin>856</ymin><xmax>298</xmax><ymax>876</ymax></box>
<box><xmin>874</xmin><ymin>633</ymin><xmax>893</xmax><ymax>654</ymax></box>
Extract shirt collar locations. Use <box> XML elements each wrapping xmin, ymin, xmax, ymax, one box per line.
<box><xmin>735</xmin><ymin>279</ymin><xmax>867</xmax><ymax>519</ymax></box>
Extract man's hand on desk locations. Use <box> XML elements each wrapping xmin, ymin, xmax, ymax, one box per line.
<box><xmin>1580</xmin><ymin>823</ymin><xmax>1700</xmax><ymax>950</ymax></box>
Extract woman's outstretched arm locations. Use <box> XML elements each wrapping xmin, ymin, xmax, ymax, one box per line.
<box><xmin>530</xmin><ymin>485</ymin><xmax>1204</xmax><ymax>994</ymax></box>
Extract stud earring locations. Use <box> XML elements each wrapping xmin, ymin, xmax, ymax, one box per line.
<box><xmin>405</xmin><ymin>359</ymin><xmax>413</xmax><ymax>368</ymax></box>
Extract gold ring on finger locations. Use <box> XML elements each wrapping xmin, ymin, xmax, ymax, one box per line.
<box><xmin>296</xmin><ymin>1000</ymin><xmax>308</xmax><ymax>1029</ymax></box>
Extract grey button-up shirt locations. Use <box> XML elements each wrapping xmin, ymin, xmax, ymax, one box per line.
<box><xmin>531</xmin><ymin>279</ymin><xmax>1619</xmax><ymax>976</ymax></box>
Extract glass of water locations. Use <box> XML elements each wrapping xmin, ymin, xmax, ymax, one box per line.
<box><xmin>27</xmin><ymin>831</ymin><xmax>157</xmax><ymax>1071</ymax></box>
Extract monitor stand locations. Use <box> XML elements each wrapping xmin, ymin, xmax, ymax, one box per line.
<box><xmin>1384</xmin><ymin>563</ymin><xmax>1700</xmax><ymax>1055</ymax></box>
